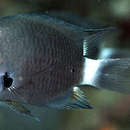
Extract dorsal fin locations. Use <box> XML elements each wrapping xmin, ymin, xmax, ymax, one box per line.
<box><xmin>1</xmin><ymin>14</ymin><xmax>115</xmax><ymax>43</ymax></box>
<box><xmin>83</xmin><ymin>29</ymin><xmax>115</xmax><ymax>58</ymax></box>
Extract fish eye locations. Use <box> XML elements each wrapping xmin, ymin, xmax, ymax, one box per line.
<box><xmin>3</xmin><ymin>72</ymin><xmax>13</xmax><ymax>89</ymax></box>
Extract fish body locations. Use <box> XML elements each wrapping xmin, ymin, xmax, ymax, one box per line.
<box><xmin>0</xmin><ymin>14</ymin><xmax>84</xmax><ymax>107</ymax></box>
<box><xmin>0</xmin><ymin>14</ymin><xmax>128</xmax><ymax>120</ymax></box>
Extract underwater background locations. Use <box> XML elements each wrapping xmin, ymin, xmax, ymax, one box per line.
<box><xmin>0</xmin><ymin>0</ymin><xmax>130</xmax><ymax>130</ymax></box>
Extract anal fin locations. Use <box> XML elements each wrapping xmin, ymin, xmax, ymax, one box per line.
<box><xmin>63</xmin><ymin>87</ymin><xmax>92</xmax><ymax>109</ymax></box>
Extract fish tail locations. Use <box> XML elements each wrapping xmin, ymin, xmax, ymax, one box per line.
<box><xmin>81</xmin><ymin>58</ymin><xmax>130</xmax><ymax>93</ymax></box>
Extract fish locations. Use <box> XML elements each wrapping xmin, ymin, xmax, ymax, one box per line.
<box><xmin>0</xmin><ymin>13</ymin><xmax>128</xmax><ymax>121</ymax></box>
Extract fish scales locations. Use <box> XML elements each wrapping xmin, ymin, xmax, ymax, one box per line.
<box><xmin>0</xmin><ymin>14</ymin><xmax>83</xmax><ymax>105</ymax></box>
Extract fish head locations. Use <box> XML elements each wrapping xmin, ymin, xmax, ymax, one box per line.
<box><xmin>0</xmin><ymin>61</ymin><xmax>26</xmax><ymax>104</ymax></box>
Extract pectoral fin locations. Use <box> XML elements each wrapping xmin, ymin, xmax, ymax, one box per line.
<box><xmin>5</xmin><ymin>101</ymin><xmax>40</xmax><ymax>122</ymax></box>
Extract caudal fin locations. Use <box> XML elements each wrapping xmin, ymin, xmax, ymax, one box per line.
<box><xmin>81</xmin><ymin>58</ymin><xmax>130</xmax><ymax>93</ymax></box>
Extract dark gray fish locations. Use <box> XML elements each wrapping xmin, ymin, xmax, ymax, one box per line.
<box><xmin>0</xmin><ymin>14</ymin><xmax>127</xmax><ymax>121</ymax></box>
